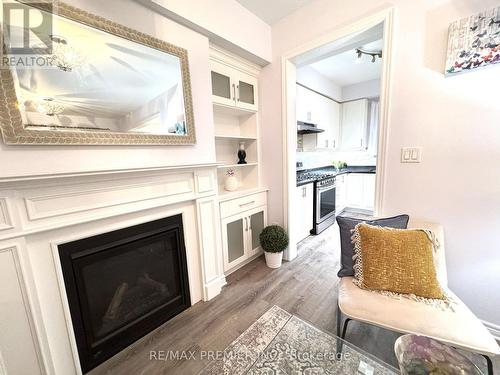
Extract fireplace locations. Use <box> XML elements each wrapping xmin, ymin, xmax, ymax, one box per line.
<box><xmin>58</xmin><ymin>215</ymin><xmax>191</xmax><ymax>373</ymax></box>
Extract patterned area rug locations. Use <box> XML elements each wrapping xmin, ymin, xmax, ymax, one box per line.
<box><xmin>199</xmin><ymin>305</ymin><xmax>398</xmax><ymax>375</ymax></box>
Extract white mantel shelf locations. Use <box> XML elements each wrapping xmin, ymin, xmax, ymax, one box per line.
<box><xmin>0</xmin><ymin>162</ymin><xmax>220</xmax><ymax>185</ymax></box>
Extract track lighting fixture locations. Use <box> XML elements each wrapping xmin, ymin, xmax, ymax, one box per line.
<box><xmin>355</xmin><ymin>48</ymin><xmax>382</xmax><ymax>63</ymax></box>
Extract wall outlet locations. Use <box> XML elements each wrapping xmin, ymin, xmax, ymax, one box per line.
<box><xmin>401</xmin><ymin>147</ymin><xmax>422</xmax><ymax>163</ymax></box>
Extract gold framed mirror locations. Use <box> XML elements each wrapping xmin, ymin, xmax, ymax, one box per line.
<box><xmin>0</xmin><ymin>1</ymin><xmax>196</xmax><ymax>145</ymax></box>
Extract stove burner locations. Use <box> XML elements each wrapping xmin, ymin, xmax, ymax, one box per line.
<box><xmin>297</xmin><ymin>171</ymin><xmax>337</xmax><ymax>182</ymax></box>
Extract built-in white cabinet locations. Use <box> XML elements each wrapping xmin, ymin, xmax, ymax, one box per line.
<box><xmin>212</xmin><ymin>46</ymin><xmax>267</xmax><ymax>274</ymax></box>
<box><xmin>211</xmin><ymin>46</ymin><xmax>261</xmax><ymax>197</ymax></box>
<box><xmin>220</xmin><ymin>193</ymin><xmax>267</xmax><ymax>272</ymax></box>
<box><xmin>346</xmin><ymin>173</ymin><xmax>375</xmax><ymax>211</ymax></box>
<box><xmin>295</xmin><ymin>183</ymin><xmax>314</xmax><ymax>242</ymax></box>
<box><xmin>296</xmin><ymin>85</ymin><xmax>340</xmax><ymax>151</ymax></box>
<box><xmin>335</xmin><ymin>174</ymin><xmax>347</xmax><ymax>214</ymax></box>
<box><xmin>211</xmin><ymin>61</ymin><xmax>258</xmax><ymax>112</ymax></box>
<box><xmin>340</xmin><ymin>99</ymin><xmax>368</xmax><ymax>151</ymax></box>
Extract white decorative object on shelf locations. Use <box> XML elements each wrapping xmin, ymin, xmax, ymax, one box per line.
<box><xmin>224</xmin><ymin>169</ymin><xmax>238</xmax><ymax>191</ymax></box>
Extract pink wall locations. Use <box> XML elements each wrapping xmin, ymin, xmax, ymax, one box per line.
<box><xmin>261</xmin><ymin>0</ymin><xmax>500</xmax><ymax>326</ymax></box>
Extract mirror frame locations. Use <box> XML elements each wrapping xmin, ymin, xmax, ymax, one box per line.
<box><xmin>0</xmin><ymin>1</ymin><xmax>196</xmax><ymax>145</ymax></box>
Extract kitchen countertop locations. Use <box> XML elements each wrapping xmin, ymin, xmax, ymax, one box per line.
<box><xmin>296</xmin><ymin>165</ymin><xmax>376</xmax><ymax>186</ymax></box>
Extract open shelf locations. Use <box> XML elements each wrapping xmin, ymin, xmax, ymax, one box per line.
<box><xmin>217</xmin><ymin>162</ymin><xmax>258</xmax><ymax>169</ymax></box>
<box><xmin>215</xmin><ymin>135</ymin><xmax>257</xmax><ymax>140</ymax></box>
<box><xmin>213</xmin><ymin>102</ymin><xmax>257</xmax><ymax>117</ymax></box>
<box><xmin>213</xmin><ymin>106</ymin><xmax>257</xmax><ymax>139</ymax></box>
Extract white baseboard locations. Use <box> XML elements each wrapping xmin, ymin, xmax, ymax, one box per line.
<box><xmin>482</xmin><ymin>320</ymin><xmax>500</xmax><ymax>342</ymax></box>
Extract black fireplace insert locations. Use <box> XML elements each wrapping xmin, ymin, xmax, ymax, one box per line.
<box><xmin>58</xmin><ymin>215</ymin><xmax>190</xmax><ymax>373</ymax></box>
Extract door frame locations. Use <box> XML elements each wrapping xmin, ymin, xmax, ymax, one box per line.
<box><xmin>281</xmin><ymin>7</ymin><xmax>395</xmax><ymax>261</ymax></box>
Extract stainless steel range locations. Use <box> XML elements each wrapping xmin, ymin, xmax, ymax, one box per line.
<box><xmin>313</xmin><ymin>176</ymin><xmax>336</xmax><ymax>234</ymax></box>
<box><xmin>297</xmin><ymin>169</ymin><xmax>338</xmax><ymax>235</ymax></box>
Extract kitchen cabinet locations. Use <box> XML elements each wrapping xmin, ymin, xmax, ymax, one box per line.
<box><xmin>211</xmin><ymin>60</ymin><xmax>258</xmax><ymax>112</ymax></box>
<box><xmin>340</xmin><ymin>99</ymin><xmax>368</xmax><ymax>150</ymax></box>
<box><xmin>335</xmin><ymin>174</ymin><xmax>347</xmax><ymax>214</ymax></box>
<box><xmin>317</xmin><ymin>98</ymin><xmax>340</xmax><ymax>150</ymax></box>
<box><xmin>296</xmin><ymin>85</ymin><xmax>340</xmax><ymax>150</ymax></box>
<box><xmin>220</xmin><ymin>192</ymin><xmax>267</xmax><ymax>272</ymax></box>
<box><xmin>346</xmin><ymin>173</ymin><xmax>375</xmax><ymax>211</ymax></box>
<box><xmin>295</xmin><ymin>183</ymin><xmax>314</xmax><ymax>242</ymax></box>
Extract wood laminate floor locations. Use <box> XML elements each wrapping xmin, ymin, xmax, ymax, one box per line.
<box><xmin>90</xmin><ymin>223</ymin><xmax>499</xmax><ymax>375</ymax></box>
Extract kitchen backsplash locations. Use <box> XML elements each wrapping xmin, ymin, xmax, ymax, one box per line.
<box><xmin>296</xmin><ymin>150</ymin><xmax>376</xmax><ymax>169</ymax></box>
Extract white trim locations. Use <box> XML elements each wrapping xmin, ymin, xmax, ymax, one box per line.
<box><xmin>281</xmin><ymin>7</ymin><xmax>396</xmax><ymax>260</ymax></box>
<box><xmin>0</xmin><ymin>198</ymin><xmax>13</xmax><ymax>231</ymax></box>
<box><xmin>0</xmin><ymin>244</ymin><xmax>48</xmax><ymax>375</ymax></box>
<box><xmin>209</xmin><ymin>44</ymin><xmax>261</xmax><ymax>77</ymax></box>
<box><xmin>482</xmin><ymin>320</ymin><xmax>500</xmax><ymax>342</ymax></box>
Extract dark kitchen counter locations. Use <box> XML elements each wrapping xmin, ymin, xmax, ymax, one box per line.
<box><xmin>296</xmin><ymin>165</ymin><xmax>376</xmax><ymax>186</ymax></box>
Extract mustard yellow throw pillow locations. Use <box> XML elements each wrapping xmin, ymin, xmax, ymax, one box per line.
<box><xmin>352</xmin><ymin>223</ymin><xmax>444</xmax><ymax>300</ymax></box>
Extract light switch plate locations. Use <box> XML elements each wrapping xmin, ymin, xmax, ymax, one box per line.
<box><xmin>401</xmin><ymin>147</ymin><xmax>422</xmax><ymax>163</ymax></box>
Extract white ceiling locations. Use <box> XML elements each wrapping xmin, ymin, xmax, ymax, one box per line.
<box><xmin>236</xmin><ymin>0</ymin><xmax>316</xmax><ymax>25</ymax></box>
<box><xmin>309</xmin><ymin>39</ymin><xmax>383</xmax><ymax>87</ymax></box>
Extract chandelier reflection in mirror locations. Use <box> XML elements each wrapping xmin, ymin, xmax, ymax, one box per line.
<box><xmin>50</xmin><ymin>35</ymin><xmax>86</xmax><ymax>72</ymax></box>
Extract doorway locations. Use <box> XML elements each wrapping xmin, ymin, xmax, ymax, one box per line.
<box><xmin>282</xmin><ymin>9</ymin><xmax>394</xmax><ymax>261</ymax></box>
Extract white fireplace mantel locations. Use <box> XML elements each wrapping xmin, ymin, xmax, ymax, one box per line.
<box><xmin>0</xmin><ymin>163</ymin><xmax>226</xmax><ymax>375</ymax></box>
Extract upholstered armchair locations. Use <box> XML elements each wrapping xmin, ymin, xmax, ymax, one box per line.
<box><xmin>336</xmin><ymin>219</ymin><xmax>500</xmax><ymax>375</ymax></box>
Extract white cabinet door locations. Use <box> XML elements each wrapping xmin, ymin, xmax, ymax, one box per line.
<box><xmin>346</xmin><ymin>173</ymin><xmax>364</xmax><ymax>208</ymax></box>
<box><xmin>345</xmin><ymin>173</ymin><xmax>376</xmax><ymax>211</ymax></box>
<box><xmin>247</xmin><ymin>206</ymin><xmax>267</xmax><ymax>257</ymax></box>
<box><xmin>235</xmin><ymin>71</ymin><xmax>258</xmax><ymax>111</ymax></box>
<box><xmin>335</xmin><ymin>174</ymin><xmax>347</xmax><ymax>214</ymax></box>
<box><xmin>221</xmin><ymin>205</ymin><xmax>267</xmax><ymax>272</ymax></box>
<box><xmin>296</xmin><ymin>85</ymin><xmax>341</xmax><ymax>150</ymax></box>
<box><xmin>0</xmin><ymin>249</ymin><xmax>43</xmax><ymax>375</ymax></box>
<box><xmin>330</xmin><ymin>101</ymin><xmax>341</xmax><ymax>150</ymax></box>
<box><xmin>211</xmin><ymin>61</ymin><xmax>236</xmax><ymax>107</ymax></box>
<box><xmin>211</xmin><ymin>63</ymin><xmax>258</xmax><ymax>111</ymax></box>
<box><xmin>295</xmin><ymin>184</ymin><xmax>314</xmax><ymax>242</ymax></box>
<box><xmin>221</xmin><ymin>214</ymin><xmax>246</xmax><ymax>271</ymax></box>
<box><xmin>363</xmin><ymin>174</ymin><xmax>376</xmax><ymax>210</ymax></box>
<box><xmin>340</xmin><ymin>99</ymin><xmax>368</xmax><ymax>150</ymax></box>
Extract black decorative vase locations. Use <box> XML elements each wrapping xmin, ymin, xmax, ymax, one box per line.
<box><xmin>237</xmin><ymin>142</ymin><xmax>247</xmax><ymax>164</ymax></box>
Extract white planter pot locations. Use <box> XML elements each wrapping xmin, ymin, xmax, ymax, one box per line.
<box><xmin>264</xmin><ymin>251</ymin><xmax>283</xmax><ymax>268</ymax></box>
<box><xmin>224</xmin><ymin>176</ymin><xmax>238</xmax><ymax>191</ymax></box>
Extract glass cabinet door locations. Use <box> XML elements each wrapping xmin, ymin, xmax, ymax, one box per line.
<box><xmin>248</xmin><ymin>208</ymin><xmax>266</xmax><ymax>255</ymax></box>
<box><xmin>223</xmin><ymin>217</ymin><xmax>245</xmax><ymax>269</ymax></box>
<box><xmin>236</xmin><ymin>74</ymin><xmax>258</xmax><ymax>111</ymax></box>
<box><xmin>210</xmin><ymin>61</ymin><xmax>236</xmax><ymax>107</ymax></box>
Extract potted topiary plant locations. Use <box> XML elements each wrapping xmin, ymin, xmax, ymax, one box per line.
<box><xmin>259</xmin><ymin>225</ymin><xmax>289</xmax><ymax>268</ymax></box>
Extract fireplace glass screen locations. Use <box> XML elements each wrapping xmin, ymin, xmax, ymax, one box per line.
<box><xmin>58</xmin><ymin>215</ymin><xmax>190</xmax><ymax>373</ymax></box>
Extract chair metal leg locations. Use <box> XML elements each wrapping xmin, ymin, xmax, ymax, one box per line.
<box><xmin>336</xmin><ymin>303</ymin><xmax>342</xmax><ymax>358</ymax></box>
<box><xmin>483</xmin><ymin>355</ymin><xmax>493</xmax><ymax>375</ymax></box>
<box><xmin>341</xmin><ymin>318</ymin><xmax>351</xmax><ymax>340</ymax></box>
<box><xmin>336</xmin><ymin>302</ymin><xmax>351</xmax><ymax>359</ymax></box>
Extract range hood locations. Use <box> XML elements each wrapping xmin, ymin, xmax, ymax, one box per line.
<box><xmin>297</xmin><ymin>121</ymin><xmax>324</xmax><ymax>134</ymax></box>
